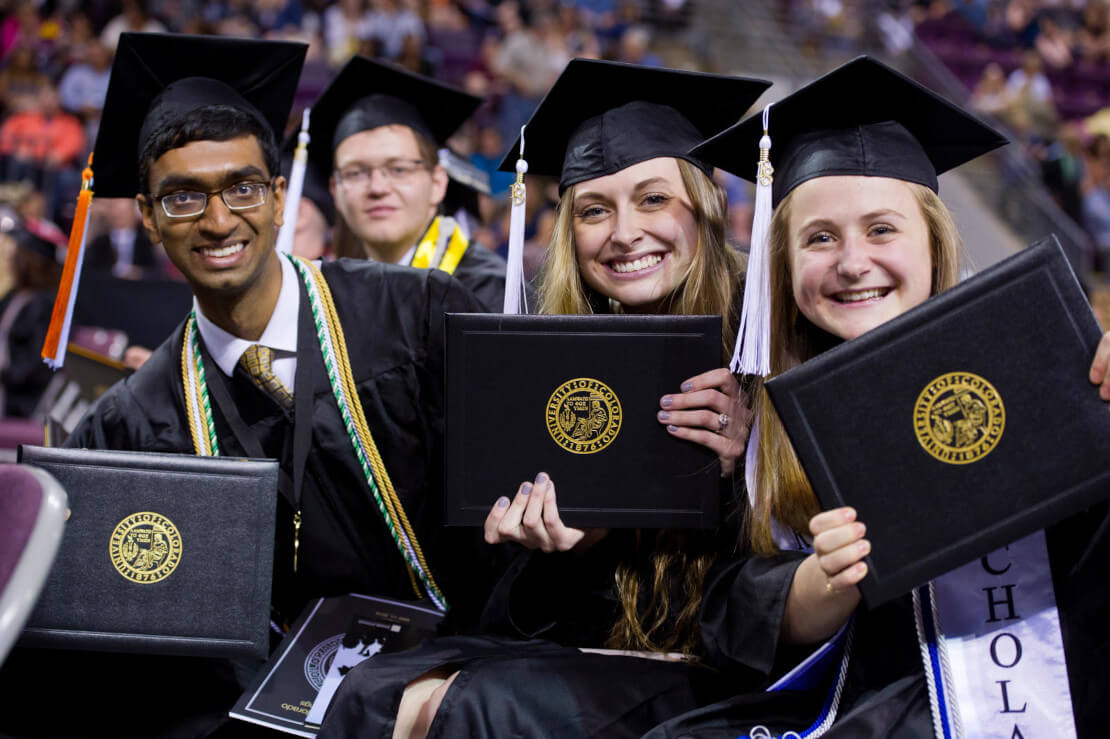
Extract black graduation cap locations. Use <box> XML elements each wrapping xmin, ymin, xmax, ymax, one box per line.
<box><xmin>692</xmin><ymin>56</ymin><xmax>1009</xmax><ymax>207</ymax></box>
<box><xmin>93</xmin><ymin>32</ymin><xmax>307</xmax><ymax>198</ymax></box>
<box><xmin>304</xmin><ymin>56</ymin><xmax>482</xmax><ymax>179</ymax></box>
<box><xmin>439</xmin><ymin>147</ymin><xmax>490</xmax><ymax>221</ymax></box>
<box><xmin>496</xmin><ymin>58</ymin><xmax>771</xmax><ymax>193</ymax></box>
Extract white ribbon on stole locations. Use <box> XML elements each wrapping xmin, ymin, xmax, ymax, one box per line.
<box><xmin>930</xmin><ymin>530</ymin><xmax>1077</xmax><ymax>738</ymax></box>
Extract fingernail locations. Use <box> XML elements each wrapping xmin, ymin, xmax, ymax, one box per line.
<box><xmin>658</xmin><ymin>410</ymin><xmax>670</xmax><ymax>421</ymax></box>
<box><xmin>856</xmin><ymin>563</ymin><xmax>868</xmax><ymax>575</ymax></box>
<box><xmin>858</xmin><ymin>540</ymin><xmax>870</xmax><ymax>555</ymax></box>
<box><xmin>535</xmin><ymin>472</ymin><xmax>548</xmax><ymax>485</ymax></box>
<box><xmin>497</xmin><ymin>496</ymin><xmax>510</xmax><ymax>507</ymax></box>
<box><xmin>521</xmin><ymin>483</ymin><xmax>532</xmax><ymax>496</ymax></box>
<box><xmin>660</xmin><ymin>396</ymin><xmax>673</xmax><ymax>408</ymax></box>
<box><xmin>681</xmin><ymin>381</ymin><xmax>693</xmax><ymax>392</ymax></box>
<box><xmin>842</xmin><ymin>509</ymin><xmax>856</xmax><ymax>521</ymax></box>
<box><xmin>667</xmin><ymin>424</ymin><xmax>678</xmax><ymax>433</ymax></box>
<box><xmin>855</xmin><ymin>523</ymin><xmax>866</xmax><ymax>537</ymax></box>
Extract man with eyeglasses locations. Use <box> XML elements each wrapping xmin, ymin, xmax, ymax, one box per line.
<box><xmin>306</xmin><ymin>56</ymin><xmax>512</xmax><ymax>312</ymax></box>
<box><xmin>1</xmin><ymin>33</ymin><xmax>503</xmax><ymax>737</ymax></box>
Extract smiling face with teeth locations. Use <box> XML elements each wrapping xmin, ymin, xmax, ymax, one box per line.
<box><xmin>787</xmin><ymin>176</ymin><xmax>933</xmax><ymax>342</ymax></box>
<box><xmin>571</xmin><ymin>158</ymin><xmax>697</xmax><ymax>313</ymax></box>
<box><xmin>139</xmin><ymin>135</ymin><xmax>285</xmax><ymax>319</ymax></box>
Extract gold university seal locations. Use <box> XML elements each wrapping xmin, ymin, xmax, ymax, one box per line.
<box><xmin>546</xmin><ymin>378</ymin><xmax>622</xmax><ymax>454</ymax></box>
<box><xmin>108</xmin><ymin>511</ymin><xmax>183</xmax><ymax>583</ymax></box>
<box><xmin>913</xmin><ymin>372</ymin><xmax>1005</xmax><ymax>465</ymax></box>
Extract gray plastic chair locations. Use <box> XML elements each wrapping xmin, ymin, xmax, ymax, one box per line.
<box><xmin>0</xmin><ymin>463</ymin><xmax>67</xmax><ymax>664</ymax></box>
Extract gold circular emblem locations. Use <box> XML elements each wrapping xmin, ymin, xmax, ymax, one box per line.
<box><xmin>108</xmin><ymin>511</ymin><xmax>183</xmax><ymax>584</ymax></box>
<box><xmin>913</xmin><ymin>372</ymin><xmax>1005</xmax><ymax>465</ymax></box>
<box><xmin>546</xmin><ymin>378</ymin><xmax>623</xmax><ymax>455</ymax></box>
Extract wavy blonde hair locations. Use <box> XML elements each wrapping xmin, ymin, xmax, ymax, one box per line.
<box><xmin>537</xmin><ymin>157</ymin><xmax>744</xmax><ymax>654</ymax></box>
<box><xmin>748</xmin><ymin>181</ymin><xmax>964</xmax><ymax>555</ymax></box>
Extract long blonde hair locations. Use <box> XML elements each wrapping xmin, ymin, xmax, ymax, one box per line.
<box><xmin>748</xmin><ymin>181</ymin><xmax>963</xmax><ymax>555</ymax></box>
<box><xmin>537</xmin><ymin>157</ymin><xmax>743</xmax><ymax>654</ymax></box>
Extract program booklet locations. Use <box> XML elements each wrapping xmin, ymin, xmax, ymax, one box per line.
<box><xmin>229</xmin><ymin>594</ymin><xmax>443</xmax><ymax>736</ymax></box>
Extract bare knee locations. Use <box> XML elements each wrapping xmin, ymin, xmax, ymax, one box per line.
<box><xmin>393</xmin><ymin>669</ymin><xmax>460</xmax><ymax>739</ymax></box>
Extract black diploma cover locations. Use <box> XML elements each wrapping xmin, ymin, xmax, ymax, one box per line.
<box><xmin>766</xmin><ymin>237</ymin><xmax>1110</xmax><ymax>607</ymax></box>
<box><xmin>17</xmin><ymin>446</ymin><xmax>278</xmax><ymax>658</ymax></box>
<box><xmin>445</xmin><ymin>313</ymin><xmax>722</xmax><ymax>528</ymax></box>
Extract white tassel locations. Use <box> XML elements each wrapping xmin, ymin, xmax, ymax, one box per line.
<box><xmin>732</xmin><ymin>103</ymin><xmax>773</xmax><ymax>376</ymax></box>
<box><xmin>276</xmin><ymin>107</ymin><xmax>310</xmax><ymax>255</ymax></box>
<box><xmin>503</xmin><ymin>125</ymin><xmax>528</xmax><ymax>314</ymax></box>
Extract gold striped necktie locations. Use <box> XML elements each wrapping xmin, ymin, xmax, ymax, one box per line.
<box><xmin>239</xmin><ymin>344</ymin><xmax>293</xmax><ymax>410</ymax></box>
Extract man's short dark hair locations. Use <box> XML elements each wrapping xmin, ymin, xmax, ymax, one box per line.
<box><xmin>139</xmin><ymin>104</ymin><xmax>280</xmax><ymax>194</ymax></box>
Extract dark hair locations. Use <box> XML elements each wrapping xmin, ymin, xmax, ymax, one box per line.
<box><xmin>139</xmin><ymin>104</ymin><xmax>280</xmax><ymax>194</ymax></box>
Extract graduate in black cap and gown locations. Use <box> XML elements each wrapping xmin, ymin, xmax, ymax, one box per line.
<box><xmin>318</xmin><ymin>58</ymin><xmax>771</xmax><ymax>739</ymax></box>
<box><xmin>644</xmin><ymin>56</ymin><xmax>1110</xmax><ymax>739</ymax></box>
<box><xmin>305</xmin><ymin>56</ymin><xmax>509</xmax><ymax>312</ymax></box>
<box><xmin>0</xmin><ymin>31</ymin><xmax>500</xmax><ymax>737</ymax></box>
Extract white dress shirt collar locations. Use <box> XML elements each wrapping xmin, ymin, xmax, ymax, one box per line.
<box><xmin>193</xmin><ymin>254</ymin><xmax>300</xmax><ymax>378</ymax></box>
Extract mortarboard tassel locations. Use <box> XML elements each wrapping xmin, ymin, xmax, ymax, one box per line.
<box><xmin>732</xmin><ymin>104</ymin><xmax>773</xmax><ymax>376</ymax></box>
<box><xmin>503</xmin><ymin>125</ymin><xmax>529</xmax><ymax>314</ymax></box>
<box><xmin>275</xmin><ymin>108</ymin><xmax>311</xmax><ymax>254</ymax></box>
<box><xmin>41</xmin><ymin>155</ymin><xmax>94</xmax><ymax>369</ymax></box>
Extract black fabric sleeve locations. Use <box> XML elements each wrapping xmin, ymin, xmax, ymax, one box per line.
<box><xmin>699</xmin><ymin>549</ymin><xmax>808</xmax><ymax>678</ymax></box>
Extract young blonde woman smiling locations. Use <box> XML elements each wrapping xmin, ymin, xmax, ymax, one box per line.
<box><xmin>645</xmin><ymin>56</ymin><xmax>1110</xmax><ymax>739</ymax></box>
<box><xmin>319</xmin><ymin>59</ymin><xmax>772</xmax><ymax>739</ymax></box>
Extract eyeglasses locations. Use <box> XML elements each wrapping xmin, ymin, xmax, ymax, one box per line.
<box><xmin>335</xmin><ymin>159</ymin><xmax>429</xmax><ymax>189</ymax></box>
<box><xmin>157</xmin><ymin>181</ymin><xmax>271</xmax><ymax>218</ymax></box>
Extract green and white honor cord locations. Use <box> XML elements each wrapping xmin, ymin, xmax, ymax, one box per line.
<box><xmin>181</xmin><ymin>254</ymin><xmax>448</xmax><ymax>611</ymax></box>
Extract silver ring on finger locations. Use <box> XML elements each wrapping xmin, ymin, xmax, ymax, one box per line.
<box><xmin>717</xmin><ymin>412</ymin><xmax>730</xmax><ymax>432</ymax></box>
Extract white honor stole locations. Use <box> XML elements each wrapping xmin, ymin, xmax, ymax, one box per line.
<box><xmin>921</xmin><ymin>530</ymin><xmax>1077</xmax><ymax>738</ymax></box>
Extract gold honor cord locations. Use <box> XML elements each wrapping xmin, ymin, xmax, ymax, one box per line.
<box><xmin>409</xmin><ymin>216</ymin><xmax>469</xmax><ymax>275</ymax></box>
<box><xmin>180</xmin><ymin>256</ymin><xmax>447</xmax><ymax>610</ymax></box>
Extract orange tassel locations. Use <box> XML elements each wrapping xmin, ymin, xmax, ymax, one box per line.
<box><xmin>42</xmin><ymin>154</ymin><xmax>94</xmax><ymax>369</ymax></box>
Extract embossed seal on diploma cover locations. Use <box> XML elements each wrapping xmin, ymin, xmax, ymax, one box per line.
<box><xmin>914</xmin><ymin>372</ymin><xmax>1005</xmax><ymax>465</ymax></box>
<box><xmin>108</xmin><ymin>511</ymin><xmax>183</xmax><ymax>583</ymax></box>
<box><xmin>546</xmin><ymin>378</ymin><xmax>623</xmax><ymax>454</ymax></box>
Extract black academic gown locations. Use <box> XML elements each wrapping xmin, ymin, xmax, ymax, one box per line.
<box><xmin>320</xmin><ymin>485</ymin><xmax>756</xmax><ymax>739</ymax></box>
<box><xmin>645</xmin><ymin>501</ymin><xmax>1110</xmax><ymax>738</ymax></box>
<box><xmin>443</xmin><ymin>239</ymin><xmax>509</xmax><ymax>314</ymax></box>
<box><xmin>0</xmin><ymin>259</ymin><xmax>503</xmax><ymax>738</ymax></box>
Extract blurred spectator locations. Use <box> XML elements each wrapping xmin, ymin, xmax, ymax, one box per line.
<box><xmin>1035</xmin><ymin>14</ymin><xmax>1074</xmax><ymax>69</ymax></box>
<box><xmin>100</xmin><ymin>0</ymin><xmax>167</xmax><ymax>51</ymax></box>
<box><xmin>1039</xmin><ymin>120</ymin><xmax>1086</xmax><ymax>223</ymax></box>
<box><xmin>1003</xmin><ymin>50</ymin><xmax>1058</xmax><ymax>138</ymax></box>
<box><xmin>492</xmin><ymin>2</ymin><xmax>557</xmax><ymax>141</ymax></box>
<box><xmin>85</xmin><ymin>198</ymin><xmax>165</xmax><ymax>280</ymax></box>
<box><xmin>617</xmin><ymin>26</ymin><xmax>663</xmax><ymax>66</ymax></box>
<box><xmin>470</xmin><ymin>125</ymin><xmax>514</xmax><ymax>198</ymax></box>
<box><xmin>425</xmin><ymin>2</ymin><xmax>482</xmax><ymax>87</ymax></box>
<box><xmin>397</xmin><ymin>32</ymin><xmax>435</xmax><ymax>76</ymax></box>
<box><xmin>0</xmin><ymin>43</ymin><xmax>51</xmax><ymax>115</ymax></box>
<box><xmin>365</xmin><ymin>0</ymin><xmax>425</xmax><ymax>61</ymax></box>
<box><xmin>1082</xmin><ymin>135</ymin><xmax>1110</xmax><ymax>268</ymax></box>
<box><xmin>1079</xmin><ymin>1</ymin><xmax>1110</xmax><ymax>64</ymax></box>
<box><xmin>57</xmin><ymin>11</ymin><xmax>100</xmax><ymax>67</ymax></box>
<box><xmin>0</xmin><ymin>83</ymin><xmax>86</xmax><ymax>220</ymax></box>
<box><xmin>2</xmin><ymin>1</ymin><xmax>42</xmax><ymax>58</ymax></box>
<box><xmin>970</xmin><ymin>61</ymin><xmax>1012</xmax><ymax>117</ymax></box>
<box><xmin>58</xmin><ymin>39</ymin><xmax>112</xmax><ymax>146</ymax></box>
<box><xmin>0</xmin><ymin>217</ymin><xmax>63</xmax><ymax>419</ymax></box>
<box><xmin>324</xmin><ymin>0</ymin><xmax>369</xmax><ymax>68</ymax></box>
<box><xmin>292</xmin><ymin>198</ymin><xmax>332</xmax><ymax>260</ymax></box>
<box><xmin>1004</xmin><ymin>0</ymin><xmax>1040</xmax><ymax>47</ymax></box>
<box><xmin>252</xmin><ymin>0</ymin><xmax>305</xmax><ymax>33</ymax></box>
